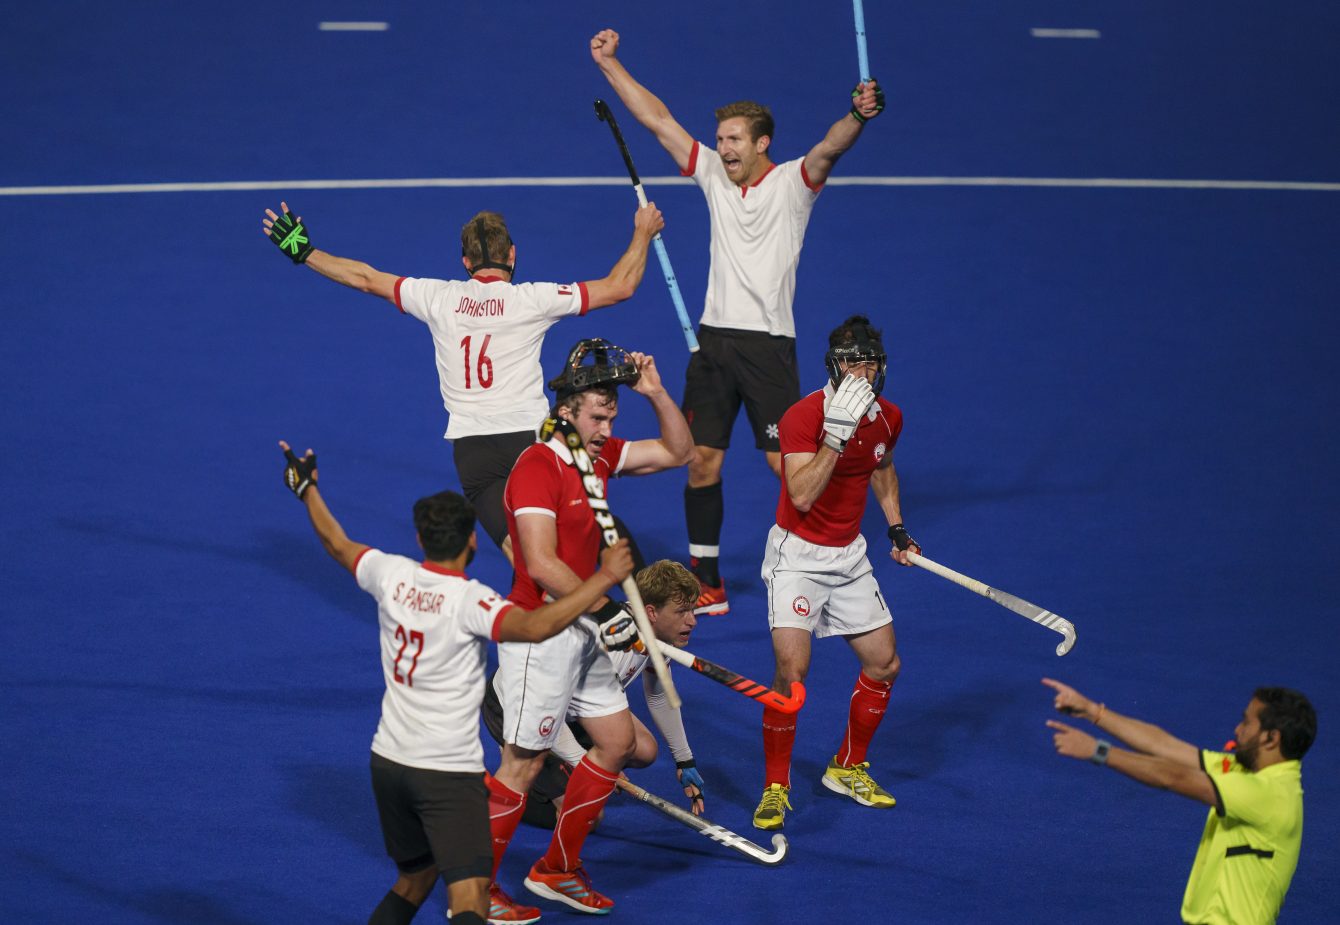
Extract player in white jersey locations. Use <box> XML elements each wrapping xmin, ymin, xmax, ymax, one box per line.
<box><xmin>277</xmin><ymin>441</ymin><xmax>635</xmax><ymax>925</ymax></box>
<box><xmin>483</xmin><ymin>559</ymin><xmax>706</xmax><ymax>828</ymax></box>
<box><xmin>591</xmin><ymin>28</ymin><xmax>886</xmax><ymax>616</ymax></box>
<box><xmin>263</xmin><ymin>200</ymin><xmax>664</xmax><ymax>563</ymax></box>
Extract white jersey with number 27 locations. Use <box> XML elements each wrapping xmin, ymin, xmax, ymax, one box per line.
<box><xmin>395</xmin><ymin>275</ymin><xmax>590</xmax><ymax>439</ymax></box>
<box><xmin>355</xmin><ymin>548</ymin><xmax>514</xmax><ymax>772</ymax></box>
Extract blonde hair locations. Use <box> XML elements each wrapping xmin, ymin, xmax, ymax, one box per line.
<box><xmin>714</xmin><ymin>101</ymin><xmax>774</xmax><ymax>143</ymax></box>
<box><xmin>636</xmin><ymin>560</ymin><xmax>700</xmax><ymax>610</ymax></box>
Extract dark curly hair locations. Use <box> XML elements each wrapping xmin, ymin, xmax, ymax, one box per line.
<box><xmin>412</xmin><ymin>491</ymin><xmax>476</xmax><ymax>560</ymax></box>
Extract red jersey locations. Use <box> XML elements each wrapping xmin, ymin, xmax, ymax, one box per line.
<box><xmin>503</xmin><ymin>434</ymin><xmax>629</xmax><ymax>608</ymax></box>
<box><xmin>776</xmin><ymin>387</ymin><xmax>903</xmax><ymax>546</ymax></box>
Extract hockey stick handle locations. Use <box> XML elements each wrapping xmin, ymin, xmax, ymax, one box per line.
<box><xmin>622</xmin><ymin>576</ymin><xmax>681</xmax><ymax>709</ymax></box>
<box><xmin>654</xmin><ymin>640</ymin><xmax>805</xmax><ymax>714</ymax></box>
<box><xmin>853</xmin><ymin>0</ymin><xmax>871</xmax><ymax>81</ymax></box>
<box><xmin>907</xmin><ymin>551</ymin><xmax>1077</xmax><ymax>656</ymax></box>
<box><xmin>595</xmin><ymin>99</ymin><xmax>700</xmax><ymax>353</ymax></box>
<box><xmin>616</xmin><ymin>777</ymin><xmax>788</xmax><ymax>864</ymax></box>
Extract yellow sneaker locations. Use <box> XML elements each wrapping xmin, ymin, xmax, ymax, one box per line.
<box><xmin>821</xmin><ymin>759</ymin><xmax>896</xmax><ymax>808</ymax></box>
<box><xmin>752</xmin><ymin>783</ymin><xmax>792</xmax><ymax>830</ymax></box>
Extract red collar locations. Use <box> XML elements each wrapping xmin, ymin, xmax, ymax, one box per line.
<box><xmin>420</xmin><ymin>561</ymin><xmax>466</xmax><ymax>577</ymax></box>
<box><xmin>470</xmin><ymin>273</ymin><xmax>506</xmax><ymax>284</ymax></box>
<box><xmin>741</xmin><ymin>162</ymin><xmax>777</xmax><ymax>196</ymax></box>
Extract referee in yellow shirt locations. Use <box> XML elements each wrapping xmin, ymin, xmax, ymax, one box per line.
<box><xmin>1043</xmin><ymin>680</ymin><xmax>1315</xmax><ymax>925</ymax></box>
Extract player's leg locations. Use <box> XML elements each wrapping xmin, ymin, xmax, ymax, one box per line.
<box><xmin>369</xmin><ymin>754</ymin><xmax>438</xmax><ymax>923</ymax></box>
<box><xmin>622</xmin><ymin>712</ymin><xmax>660</xmax><ymax>769</ymax></box>
<box><xmin>453</xmin><ymin>431</ymin><xmax>534</xmax><ymax>563</ymax></box>
<box><xmin>681</xmin><ymin>327</ymin><xmax>739</xmax><ymax>614</ymax></box>
<box><xmin>411</xmin><ymin>768</ymin><xmax>493</xmax><ymax>925</ymax></box>
<box><xmin>821</xmin><ymin>557</ymin><xmax>900</xmax><ymax>808</ymax></box>
<box><xmin>739</xmin><ymin>331</ymin><xmax>799</xmax><ymax>482</ymax></box>
<box><xmin>525</xmin><ymin>644</ymin><xmax>632</xmax><ymax>913</ymax></box>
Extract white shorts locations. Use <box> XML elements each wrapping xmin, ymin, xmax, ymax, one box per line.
<box><xmin>495</xmin><ymin>618</ymin><xmax>629</xmax><ymax>751</ymax></box>
<box><xmin>762</xmin><ymin>525</ymin><xmax>893</xmax><ymax>639</ymax></box>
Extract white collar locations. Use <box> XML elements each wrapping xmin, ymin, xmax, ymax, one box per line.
<box><xmin>544</xmin><ymin>435</ymin><xmax>575</xmax><ymax>465</ymax></box>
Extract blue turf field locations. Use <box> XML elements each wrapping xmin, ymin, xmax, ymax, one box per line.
<box><xmin>3</xmin><ymin>4</ymin><xmax>1338</xmax><ymax>923</ymax></box>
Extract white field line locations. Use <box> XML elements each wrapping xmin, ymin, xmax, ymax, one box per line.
<box><xmin>1031</xmin><ymin>28</ymin><xmax>1101</xmax><ymax>39</ymax></box>
<box><xmin>1</xmin><ymin>176</ymin><xmax>1338</xmax><ymax>197</ymax></box>
<box><xmin>318</xmin><ymin>22</ymin><xmax>389</xmax><ymax>31</ymax></box>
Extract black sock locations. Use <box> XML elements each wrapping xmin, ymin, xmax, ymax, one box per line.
<box><xmin>685</xmin><ymin>482</ymin><xmax>724</xmax><ymax>585</ymax></box>
<box><xmin>450</xmin><ymin>914</ymin><xmax>486</xmax><ymax>925</ymax></box>
<box><xmin>369</xmin><ymin>890</ymin><xmax>418</xmax><ymax>925</ymax></box>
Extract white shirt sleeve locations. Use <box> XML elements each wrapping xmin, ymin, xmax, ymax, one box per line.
<box><xmin>393</xmin><ymin>276</ymin><xmax>445</xmax><ymax>323</ymax></box>
<box><xmin>642</xmin><ymin>669</ymin><xmax>693</xmax><ymax>763</ymax></box>
<box><xmin>518</xmin><ymin>281</ymin><xmax>588</xmax><ymax>321</ymax></box>
<box><xmin>354</xmin><ymin>548</ymin><xmax>391</xmax><ymax>599</ymax></box>
<box><xmin>460</xmin><ymin>580</ymin><xmax>514</xmax><ymax>641</ymax></box>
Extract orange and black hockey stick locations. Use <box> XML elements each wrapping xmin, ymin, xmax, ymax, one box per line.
<box><xmin>654</xmin><ymin>640</ymin><xmax>806</xmax><ymax>715</ymax></box>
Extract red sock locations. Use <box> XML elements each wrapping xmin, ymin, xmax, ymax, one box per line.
<box><xmin>487</xmin><ymin>774</ymin><xmax>527</xmax><ymax>881</ymax></box>
<box><xmin>762</xmin><ymin>707</ymin><xmax>798</xmax><ymax>788</ymax></box>
<box><xmin>835</xmin><ymin>671</ymin><xmax>892</xmax><ymax>767</ymax></box>
<box><xmin>542</xmin><ymin>756</ymin><xmax>619</xmax><ymax>871</ymax></box>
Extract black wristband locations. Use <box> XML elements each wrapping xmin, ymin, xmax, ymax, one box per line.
<box><xmin>888</xmin><ymin>523</ymin><xmax>916</xmax><ymax>551</ymax></box>
<box><xmin>592</xmin><ymin>598</ymin><xmax>624</xmax><ymax>621</ymax></box>
<box><xmin>675</xmin><ymin>758</ymin><xmax>697</xmax><ymax>770</ymax></box>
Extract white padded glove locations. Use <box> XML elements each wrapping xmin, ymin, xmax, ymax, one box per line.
<box><xmin>823</xmin><ymin>375</ymin><xmax>875</xmax><ymax>452</ymax></box>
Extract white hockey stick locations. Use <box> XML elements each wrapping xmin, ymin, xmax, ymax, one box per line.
<box><xmin>617</xmin><ymin>777</ymin><xmax>788</xmax><ymax>865</ymax></box>
<box><xmin>907</xmin><ymin>551</ymin><xmax>1077</xmax><ymax>656</ymax></box>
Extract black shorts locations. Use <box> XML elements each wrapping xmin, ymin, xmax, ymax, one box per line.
<box><xmin>369</xmin><ymin>752</ymin><xmax>492</xmax><ymax>884</ymax></box>
<box><xmin>452</xmin><ymin>430</ymin><xmax>536</xmax><ymax>546</ymax></box>
<box><xmin>682</xmin><ymin>325</ymin><xmax>799</xmax><ymax>452</ymax></box>
<box><xmin>481</xmin><ymin>672</ymin><xmax>591</xmax><ymax>830</ymax></box>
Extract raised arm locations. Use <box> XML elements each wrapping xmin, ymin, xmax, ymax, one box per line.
<box><xmin>279</xmin><ymin>441</ymin><xmax>369</xmax><ymax>573</ymax></box>
<box><xmin>497</xmin><ymin>542</ymin><xmax>634</xmax><ymax>643</ymax></box>
<box><xmin>1042</xmin><ymin>679</ymin><xmax>1201</xmax><ymax>767</ymax></box>
<box><xmin>802</xmin><ymin>81</ymin><xmax>884</xmax><ymax>187</ymax></box>
<box><xmin>263</xmin><ymin>202</ymin><xmax>399</xmax><ymax>304</ymax></box>
<box><xmin>782</xmin><ymin>449</ymin><xmax>839</xmax><ymax>513</ymax></box>
<box><xmin>619</xmin><ymin>353</ymin><xmax>694</xmax><ymax>475</ymax></box>
<box><xmin>590</xmin><ymin>28</ymin><xmax>696</xmax><ymax>171</ymax></box>
<box><xmin>582</xmin><ymin>204</ymin><xmax>665</xmax><ymax>310</ymax></box>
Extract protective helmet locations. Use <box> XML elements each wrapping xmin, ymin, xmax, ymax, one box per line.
<box><xmin>547</xmin><ymin>338</ymin><xmax>640</xmax><ymax>400</ymax></box>
<box><xmin>824</xmin><ymin>315</ymin><xmax>887</xmax><ymax>396</ymax></box>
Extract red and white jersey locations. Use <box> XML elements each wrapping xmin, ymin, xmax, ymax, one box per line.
<box><xmin>684</xmin><ymin>142</ymin><xmax>822</xmax><ymax>338</ymax></box>
<box><xmin>503</xmin><ymin>434</ymin><xmax>629</xmax><ymax>609</ymax></box>
<box><xmin>776</xmin><ymin>385</ymin><xmax>903</xmax><ymax>546</ymax></box>
<box><xmin>394</xmin><ymin>275</ymin><xmax>590</xmax><ymax>439</ymax></box>
<box><xmin>354</xmin><ymin>549</ymin><xmax>514</xmax><ymax>772</ymax></box>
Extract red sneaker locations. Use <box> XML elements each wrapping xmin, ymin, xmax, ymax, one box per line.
<box><xmin>694</xmin><ymin>578</ymin><xmax>729</xmax><ymax>616</ymax></box>
<box><xmin>488</xmin><ymin>882</ymin><xmax>541</xmax><ymax>924</ymax></box>
<box><xmin>523</xmin><ymin>858</ymin><xmax>614</xmax><ymax>915</ymax></box>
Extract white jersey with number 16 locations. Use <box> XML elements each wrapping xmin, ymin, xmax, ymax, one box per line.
<box><xmin>395</xmin><ymin>275</ymin><xmax>591</xmax><ymax>440</ymax></box>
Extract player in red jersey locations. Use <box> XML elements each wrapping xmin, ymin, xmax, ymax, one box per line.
<box><xmin>750</xmin><ymin>315</ymin><xmax>920</xmax><ymax>831</ymax></box>
<box><xmin>487</xmin><ymin>339</ymin><xmax>693</xmax><ymax>921</ymax></box>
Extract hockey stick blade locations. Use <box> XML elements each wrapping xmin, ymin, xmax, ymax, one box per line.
<box><xmin>908</xmin><ymin>551</ymin><xmax>1077</xmax><ymax>656</ymax></box>
<box><xmin>617</xmin><ymin>778</ymin><xmax>789</xmax><ymax>865</ymax></box>
<box><xmin>655</xmin><ymin>640</ymin><xmax>806</xmax><ymax>713</ymax></box>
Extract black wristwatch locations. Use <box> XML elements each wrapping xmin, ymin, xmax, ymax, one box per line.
<box><xmin>1090</xmin><ymin>739</ymin><xmax>1112</xmax><ymax>766</ymax></box>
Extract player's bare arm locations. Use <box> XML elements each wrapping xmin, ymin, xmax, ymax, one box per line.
<box><xmin>514</xmin><ymin>511</ymin><xmax>610</xmax><ymax>607</ymax></box>
<box><xmin>1043</xmin><ymin>679</ymin><xmax>1201</xmax><ymax>766</ymax></box>
<box><xmin>1048</xmin><ymin>720</ymin><xmax>1218</xmax><ymax>806</ymax></box>
<box><xmin>620</xmin><ymin>353</ymin><xmax>695</xmax><ymax>474</ymax></box>
<box><xmin>279</xmin><ymin>440</ymin><xmax>370</xmax><ymax>573</ymax></box>
<box><xmin>583</xmin><ymin>204</ymin><xmax>665</xmax><ymax>309</ymax></box>
<box><xmin>262</xmin><ymin>202</ymin><xmax>399</xmax><ymax>303</ymax></box>
<box><xmin>802</xmin><ymin>81</ymin><xmax>884</xmax><ymax>187</ymax></box>
<box><xmin>782</xmin><ymin>449</ymin><xmax>840</xmax><ymax>513</ymax></box>
<box><xmin>870</xmin><ymin>459</ymin><xmax>917</xmax><ymax>566</ymax></box>
<box><xmin>498</xmin><ymin>542</ymin><xmax>634</xmax><ymax>643</ymax></box>
<box><xmin>590</xmin><ymin>28</ymin><xmax>695</xmax><ymax>171</ymax></box>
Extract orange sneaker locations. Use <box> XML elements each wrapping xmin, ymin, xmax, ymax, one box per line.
<box><xmin>487</xmin><ymin>882</ymin><xmax>541</xmax><ymax>924</ymax></box>
<box><xmin>523</xmin><ymin>858</ymin><xmax>614</xmax><ymax>915</ymax></box>
<box><xmin>694</xmin><ymin>578</ymin><xmax>729</xmax><ymax>616</ymax></box>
